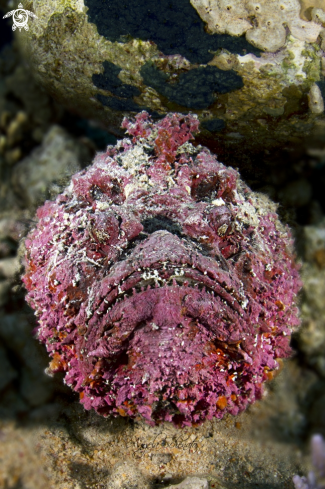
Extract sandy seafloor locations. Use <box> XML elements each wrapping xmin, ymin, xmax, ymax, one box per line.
<box><xmin>0</xmin><ymin>24</ymin><xmax>325</xmax><ymax>489</ymax></box>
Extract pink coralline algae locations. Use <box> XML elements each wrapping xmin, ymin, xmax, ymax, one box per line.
<box><xmin>23</xmin><ymin>112</ymin><xmax>301</xmax><ymax>427</ymax></box>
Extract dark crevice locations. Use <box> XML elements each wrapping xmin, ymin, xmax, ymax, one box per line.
<box><xmin>141</xmin><ymin>216</ymin><xmax>183</xmax><ymax>237</ymax></box>
<box><xmin>116</xmin><ymin>232</ymin><xmax>149</xmax><ymax>263</ymax></box>
<box><xmin>140</xmin><ymin>63</ymin><xmax>244</xmax><ymax>109</ymax></box>
<box><xmin>84</xmin><ymin>0</ymin><xmax>261</xmax><ymax>64</ymax></box>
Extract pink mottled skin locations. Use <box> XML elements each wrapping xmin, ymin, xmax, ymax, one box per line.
<box><xmin>23</xmin><ymin>112</ymin><xmax>301</xmax><ymax>427</ymax></box>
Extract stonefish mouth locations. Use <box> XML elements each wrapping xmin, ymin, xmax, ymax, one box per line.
<box><xmin>23</xmin><ymin>112</ymin><xmax>301</xmax><ymax>427</ymax></box>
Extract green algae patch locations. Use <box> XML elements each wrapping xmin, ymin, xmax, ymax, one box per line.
<box><xmin>302</xmin><ymin>44</ymin><xmax>322</xmax><ymax>84</ymax></box>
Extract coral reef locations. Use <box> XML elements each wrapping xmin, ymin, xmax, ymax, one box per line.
<box><xmin>293</xmin><ymin>434</ymin><xmax>325</xmax><ymax>489</ymax></box>
<box><xmin>190</xmin><ymin>0</ymin><xmax>323</xmax><ymax>52</ymax></box>
<box><xmin>15</xmin><ymin>0</ymin><xmax>325</xmax><ymax>159</ymax></box>
<box><xmin>12</xmin><ymin>125</ymin><xmax>85</xmax><ymax>209</ymax></box>
<box><xmin>23</xmin><ymin>112</ymin><xmax>301</xmax><ymax>427</ymax></box>
<box><xmin>0</xmin><ymin>32</ymin><xmax>324</xmax><ymax>487</ymax></box>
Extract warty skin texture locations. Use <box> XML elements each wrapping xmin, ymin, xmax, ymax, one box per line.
<box><xmin>23</xmin><ymin>112</ymin><xmax>301</xmax><ymax>427</ymax></box>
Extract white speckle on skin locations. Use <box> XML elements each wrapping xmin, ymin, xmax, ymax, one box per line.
<box><xmin>142</xmin><ymin>372</ymin><xmax>149</xmax><ymax>384</ymax></box>
<box><xmin>212</xmin><ymin>198</ymin><xmax>225</xmax><ymax>206</ymax></box>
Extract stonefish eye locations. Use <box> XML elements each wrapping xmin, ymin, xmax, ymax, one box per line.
<box><xmin>208</xmin><ymin>205</ymin><xmax>233</xmax><ymax>236</ymax></box>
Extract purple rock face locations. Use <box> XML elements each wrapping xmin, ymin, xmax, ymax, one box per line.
<box><xmin>23</xmin><ymin>112</ymin><xmax>301</xmax><ymax>427</ymax></box>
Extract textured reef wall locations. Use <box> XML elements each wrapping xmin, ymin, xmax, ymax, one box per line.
<box><xmin>15</xmin><ymin>0</ymin><xmax>325</xmax><ymax>158</ymax></box>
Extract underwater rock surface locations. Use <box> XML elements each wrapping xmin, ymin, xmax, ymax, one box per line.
<box><xmin>15</xmin><ymin>0</ymin><xmax>325</xmax><ymax>157</ymax></box>
<box><xmin>23</xmin><ymin>112</ymin><xmax>301</xmax><ymax>427</ymax></box>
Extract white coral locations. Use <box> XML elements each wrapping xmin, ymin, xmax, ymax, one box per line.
<box><xmin>311</xmin><ymin>7</ymin><xmax>325</xmax><ymax>24</ymax></box>
<box><xmin>190</xmin><ymin>0</ymin><xmax>251</xmax><ymax>36</ymax></box>
<box><xmin>308</xmin><ymin>83</ymin><xmax>325</xmax><ymax>114</ymax></box>
<box><xmin>190</xmin><ymin>0</ymin><xmax>324</xmax><ymax>51</ymax></box>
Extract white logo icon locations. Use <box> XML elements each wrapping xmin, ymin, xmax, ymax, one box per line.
<box><xmin>2</xmin><ymin>2</ymin><xmax>37</xmax><ymax>31</ymax></box>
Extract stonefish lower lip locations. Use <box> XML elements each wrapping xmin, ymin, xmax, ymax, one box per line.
<box><xmin>23</xmin><ymin>112</ymin><xmax>301</xmax><ymax>427</ymax></box>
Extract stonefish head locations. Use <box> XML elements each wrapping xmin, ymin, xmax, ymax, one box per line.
<box><xmin>23</xmin><ymin>112</ymin><xmax>301</xmax><ymax>427</ymax></box>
